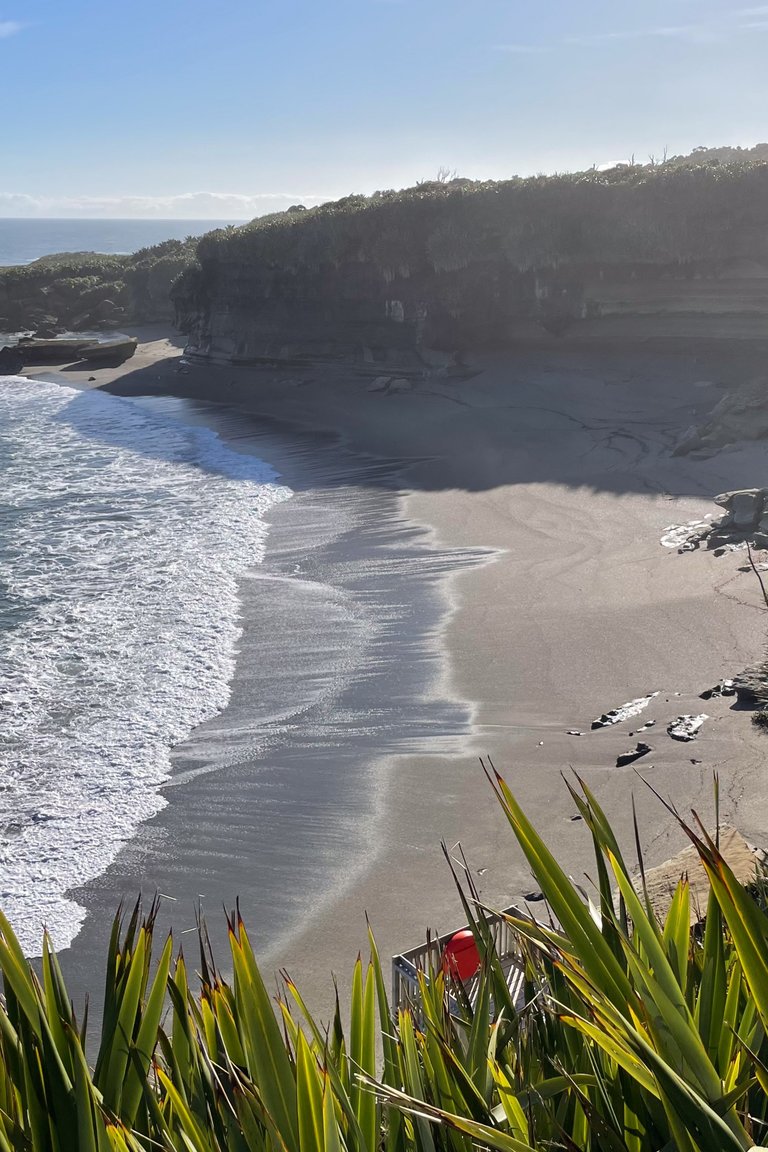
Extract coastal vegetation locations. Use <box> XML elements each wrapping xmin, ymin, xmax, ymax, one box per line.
<box><xmin>2</xmin><ymin>768</ymin><xmax>768</xmax><ymax>1151</ymax></box>
<box><xmin>0</xmin><ymin>239</ymin><xmax>197</xmax><ymax>334</ymax></box>
<box><xmin>5</xmin><ymin>146</ymin><xmax>768</xmax><ymax>348</ymax></box>
<box><xmin>190</xmin><ymin>154</ymin><xmax>768</xmax><ymax>276</ymax></box>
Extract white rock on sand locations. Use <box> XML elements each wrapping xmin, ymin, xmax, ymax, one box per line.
<box><xmin>591</xmin><ymin>692</ymin><xmax>659</xmax><ymax>729</ymax></box>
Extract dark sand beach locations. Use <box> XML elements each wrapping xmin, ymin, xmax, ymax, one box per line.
<box><xmin>33</xmin><ymin>327</ymin><xmax>768</xmax><ymax>1021</ymax></box>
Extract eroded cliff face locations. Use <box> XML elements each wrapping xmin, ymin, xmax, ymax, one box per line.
<box><xmin>172</xmin><ymin>166</ymin><xmax>768</xmax><ymax>369</ymax></box>
<box><xmin>174</xmin><ymin>257</ymin><xmax>540</xmax><ymax>365</ymax></box>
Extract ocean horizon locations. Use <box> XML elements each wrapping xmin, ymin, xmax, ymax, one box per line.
<box><xmin>0</xmin><ymin>218</ymin><xmax>246</xmax><ymax>268</ymax></box>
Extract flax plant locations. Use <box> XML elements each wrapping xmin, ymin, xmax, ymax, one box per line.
<box><xmin>2</xmin><ymin>770</ymin><xmax>768</xmax><ymax>1151</ymax></box>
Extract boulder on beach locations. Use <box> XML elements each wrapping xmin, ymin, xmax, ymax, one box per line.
<box><xmin>667</xmin><ymin>714</ymin><xmax>708</xmax><ymax>741</ymax></box>
<box><xmin>700</xmin><ymin>678</ymin><xmax>736</xmax><ymax>700</ymax></box>
<box><xmin>616</xmin><ymin>742</ymin><xmax>652</xmax><ymax>767</ymax></box>
<box><xmin>714</xmin><ymin>488</ymin><xmax>768</xmax><ymax>529</ymax></box>
<box><xmin>0</xmin><ymin>347</ymin><xmax>24</xmax><ymax>375</ymax></box>
<box><xmin>591</xmin><ymin>691</ymin><xmax>659</xmax><ymax>729</ymax></box>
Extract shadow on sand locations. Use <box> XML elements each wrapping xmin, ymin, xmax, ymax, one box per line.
<box><xmin>36</xmin><ymin>333</ymin><xmax>766</xmax><ymax>500</ymax></box>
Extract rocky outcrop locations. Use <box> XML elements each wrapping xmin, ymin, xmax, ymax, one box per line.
<box><xmin>661</xmin><ymin>489</ymin><xmax>768</xmax><ymax>551</ymax></box>
<box><xmin>675</xmin><ymin>377</ymin><xmax>768</xmax><ymax>456</ymax></box>
<box><xmin>733</xmin><ymin>667</ymin><xmax>768</xmax><ymax>707</ymax></box>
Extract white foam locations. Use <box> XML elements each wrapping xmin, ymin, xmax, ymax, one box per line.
<box><xmin>0</xmin><ymin>377</ymin><xmax>292</xmax><ymax>954</ymax></box>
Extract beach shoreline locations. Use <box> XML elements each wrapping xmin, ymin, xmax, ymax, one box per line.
<box><xmin>29</xmin><ymin>326</ymin><xmax>768</xmax><ymax>1021</ymax></box>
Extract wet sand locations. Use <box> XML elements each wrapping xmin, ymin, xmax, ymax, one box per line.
<box><xmin>34</xmin><ymin>328</ymin><xmax>768</xmax><ymax>1021</ymax></box>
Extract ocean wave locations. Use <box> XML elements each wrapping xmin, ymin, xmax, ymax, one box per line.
<box><xmin>0</xmin><ymin>377</ymin><xmax>291</xmax><ymax>954</ymax></box>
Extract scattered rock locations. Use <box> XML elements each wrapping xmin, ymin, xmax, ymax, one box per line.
<box><xmin>700</xmin><ymin>678</ymin><xmax>736</xmax><ymax>700</ymax></box>
<box><xmin>566</xmin><ymin>729</ymin><xmax>582</xmax><ymax>736</ymax></box>
<box><xmin>616</xmin><ymin>742</ymin><xmax>653</xmax><ymax>767</ymax></box>
<box><xmin>667</xmin><ymin>714</ymin><xmax>708</xmax><ymax>741</ymax></box>
<box><xmin>524</xmin><ymin>891</ymin><xmax>545</xmax><ymax>902</ymax></box>
<box><xmin>591</xmin><ymin>692</ymin><xmax>659</xmax><ymax>729</ymax></box>
<box><xmin>569</xmin><ymin>814</ymin><xmax>583</xmax><ymax>822</ymax></box>
<box><xmin>367</xmin><ymin>376</ymin><xmax>391</xmax><ymax>392</ymax></box>
<box><xmin>662</xmin><ymin>489</ymin><xmax>768</xmax><ymax>553</ymax></box>
<box><xmin>0</xmin><ymin>346</ymin><xmax>24</xmax><ymax>375</ymax></box>
<box><xmin>636</xmin><ymin>720</ymin><xmax>656</xmax><ymax>732</ymax></box>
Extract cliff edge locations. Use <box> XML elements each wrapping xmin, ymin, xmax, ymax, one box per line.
<box><xmin>172</xmin><ymin>160</ymin><xmax>768</xmax><ymax>370</ymax></box>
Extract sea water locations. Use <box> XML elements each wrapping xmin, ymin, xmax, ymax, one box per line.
<box><xmin>0</xmin><ymin>219</ymin><xmax>242</xmax><ymax>267</ymax></box>
<box><xmin>0</xmin><ymin>377</ymin><xmax>291</xmax><ymax>954</ymax></box>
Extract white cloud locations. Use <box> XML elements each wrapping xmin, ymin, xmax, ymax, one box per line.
<box><xmin>567</xmin><ymin>25</ymin><xmax>712</xmax><ymax>45</ymax></box>
<box><xmin>0</xmin><ymin>191</ymin><xmax>333</xmax><ymax>220</ymax></box>
<box><xmin>0</xmin><ymin>21</ymin><xmax>23</xmax><ymax>38</ymax></box>
<box><xmin>504</xmin><ymin>7</ymin><xmax>768</xmax><ymax>54</ymax></box>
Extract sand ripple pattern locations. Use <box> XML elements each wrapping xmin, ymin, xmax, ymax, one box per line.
<box><xmin>0</xmin><ymin>377</ymin><xmax>291</xmax><ymax>954</ymax></box>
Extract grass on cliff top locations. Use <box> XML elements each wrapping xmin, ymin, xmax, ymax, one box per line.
<box><xmin>2</xmin><ymin>767</ymin><xmax>768</xmax><ymax>1151</ymax></box>
<box><xmin>190</xmin><ymin>153</ymin><xmax>768</xmax><ymax>280</ymax></box>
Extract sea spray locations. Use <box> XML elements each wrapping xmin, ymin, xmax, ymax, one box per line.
<box><xmin>0</xmin><ymin>377</ymin><xmax>291</xmax><ymax>953</ymax></box>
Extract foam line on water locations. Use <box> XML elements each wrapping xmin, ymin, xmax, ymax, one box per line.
<box><xmin>0</xmin><ymin>376</ymin><xmax>292</xmax><ymax>954</ymax></box>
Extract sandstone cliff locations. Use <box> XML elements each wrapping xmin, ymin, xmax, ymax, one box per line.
<box><xmin>172</xmin><ymin>161</ymin><xmax>768</xmax><ymax>369</ymax></box>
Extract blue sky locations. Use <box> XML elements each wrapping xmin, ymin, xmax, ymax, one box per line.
<box><xmin>2</xmin><ymin>0</ymin><xmax>767</xmax><ymax>217</ymax></box>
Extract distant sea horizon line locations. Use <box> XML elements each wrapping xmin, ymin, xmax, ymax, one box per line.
<box><xmin>0</xmin><ymin>217</ymin><xmax>247</xmax><ymax>268</ymax></box>
<box><xmin>0</xmin><ymin>216</ymin><xmax>247</xmax><ymax>222</ymax></box>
